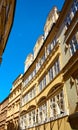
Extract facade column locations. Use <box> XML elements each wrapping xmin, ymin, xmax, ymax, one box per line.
<box><xmin>47</xmin><ymin>100</ymin><xmax>50</xmax><ymax>120</ymax></box>
<box><xmin>38</xmin><ymin>107</ymin><xmax>41</xmax><ymax>123</ymax></box>
<box><xmin>5</xmin><ymin>122</ymin><xmax>7</xmax><ymax>130</ymax></box>
<box><xmin>27</xmin><ymin>113</ymin><xmax>29</xmax><ymax>128</ymax></box>
<box><xmin>35</xmin><ymin>107</ymin><xmax>38</xmax><ymax>125</ymax></box>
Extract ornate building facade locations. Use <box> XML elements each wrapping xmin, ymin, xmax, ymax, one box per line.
<box><xmin>0</xmin><ymin>0</ymin><xmax>78</xmax><ymax>130</ymax></box>
<box><xmin>20</xmin><ymin>0</ymin><xmax>78</xmax><ymax>130</ymax></box>
<box><xmin>0</xmin><ymin>0</ymin><xmax>15</xmax><ymax>63</ymax></box>
<box><xmin>6</xmin><ymin>74</ymin><xmax>22</xmax><ymax>130</ymax></box>
<box><xmin>0</xmin><ymin>97</ymin><xmax>8</xmax><ymax>130</ymax></box>
<box><xmin>0</xmin><ymin>74</ymin><xmax>22</xmax><ymax>130</ymax></box>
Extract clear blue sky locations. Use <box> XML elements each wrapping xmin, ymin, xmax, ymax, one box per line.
<box><xmin>0</xmin><ymin>0</ymin><xmax>65</xmax><ymax>102</ymax></box>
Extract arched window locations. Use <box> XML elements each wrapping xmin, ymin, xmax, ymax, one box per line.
<box><xmin>50</xmin><ymin>90</ymin><xmax>65</xmax><ymax>118</ymax></box>
<box><xmin>20</xmin><ymin>115</ymin><xmax>26</xmax><ymax>129</ymax></box>
<box><xmin>38</xmin><ymin>103</ymin><xmax>47</xmax><ymax>123</ymax></box>
<box><xmin>27</xmin><ymin>109</ymin><xmax>36</xmax><ymax>127</ymax></box>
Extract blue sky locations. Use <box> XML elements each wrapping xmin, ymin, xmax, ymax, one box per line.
<box><xmin>0</xmin><ymin>0</ymin><xmax>65</xmax><ymax>102</ymax></box>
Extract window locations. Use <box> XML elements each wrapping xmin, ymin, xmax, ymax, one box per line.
<box><xmin>51</xmin><ymin>41</ymin><xmax>54</xmax><ymax>50</ymax></box>
<box><xmin>53</xmin><ymin>38</ymin><xmax>57</xmax><ymax>46</ymax></box>
<box><xmin>46</xmin><ymin>38</ymin><xmax>57</xmax><ymax>57</ymax></box>
<box><xmin>39</xmin><ymin>81</ymin><xmax>42</xmax><ymax>92</ymax></box>
<box><xmin>50</xmin><ymin>90</ymin><xmax>65</xmax><ymax>118</ymax></box>
<box><xmin>48</xmin><ymin>58</ymin><xmax>60</xmax><ymax>83</ymax></box>
<box><xmin>75</xmin><ymin>77</ymin><xmax>78</xmax><ymax>95</ymax></box>
<box><xmin>38</xmin><ymin>59</ymin><xmax>41</xmax><ymax>70</ymax></box>
<box><xmin>70</xmin><ymin>35</ymin><xmax>78</xmax><ymax>56</ymax></box>
<box><xmin>36</xmin><ymin>63</ymin><xmax>38</xmax><ymax>72</ymax></box>
<box><xmin>42</xmin><ymin>103</ymin><xmax>47</xmax><ymax>121</ymax></box>
<box><xmin>23</xmin><ymin>96</ymin><xmax>25</xmax><ymax>105</ymax></box>
<box><xmin>39</xmin><ymin>76</ymin><xmax>46</xmax><ymax>92</ymax></box>
<box><xmin>29</xmin><ymin>75</ymin><xmax>31</xmax><ymax>81</ymax></box>
<box><xmin>41</xmin><ymin>53</ymin><xmax>45</xmax><ymax>65</ymax></box>
<box><xmin>38</xmin><ymin>58</ymin><xmax>60</xmax><ymax>93</ymax></box>
<box><xmin>47</xmin><ymin>43</ymin><xmax>51</xmax><ymax>55</ymax></box>
<box><xmin>38</xmin><ymin>106</ymin><xmax>43</xmax><ymax>123</ymax></box>
<box><xmin>57</xmin><ymin>91</ymin><xmax>65</xmax><ymax>114</ymax></box>
<box><xmin>38</xmin><ymin>103</ymin><xmax>47</xmax><ymax>123</ymax></box>
<box><xmin>48</xmin><ymin>67</ymin><xmax>53</xmax><ymax>82</ymax></box>
<box><xmin>23</xmin><ymin>110</ymin><xmax>36</xmax><ymax>128</ymax></box>
<box><xmin>32</xmin><ymin>110</ymin><xmax>36</xmax><ymax>125</ymax></box>
<box><xmin>24</xmin><ymin>69</ymin><xmax>36</xmax><ymax>87</ymax></box>
<box><xmin>24</xmin><ymin>78</ymin><xmax>28</xmax><ymax>86</ymax></box>
<box><xmin>65</xmin><ymin>14</ymin><xmax>71</xmax><ymax>28</ymax></box>
<box><xmin>54</xmin><ymin>58</ymin><xmax>60</xmax><ymax>75</ymax></box>
<box><xmin>74</xmin><ymin>0</ymin><xmax>78</xmax><ymax>10</ymax></box>
<box><xmin>22</xmin><ymin>94</ymin><xmax>28</xmax><ymax>106</ymax></box>
<box><xmin>22</xmin><ymin>87</ymin><xmax>36</xmax><ymax>106</ymax></box>
<box><xmin>25</xmin><ymin>94</ymin><xmax>28</xmax><ymax>103</ymax></box>
<box><xmin>50</xmin><ymin>97</ymin><xmax>58</xmax><ymax>117</ymax></box>
<box><xmin>23</xmin><ymin>115</ymin><xmax>26</xmax><ymax>129</ymax></box>
<box><xmin>29</xmin><ymin>91</ymin><xmax>32</xmax><ymax>100</ymax></box>
<box><xmin>65</xmin><ymin>0</ymin><xmax>78</xmax><ymax>29</ymax></box>
<box><xmin>20</xmin><ymin>115</ymin><xmax>26</xmax><ymax>129</ymax></box>
<box><xmin>43</xmin><ymin>76</ymin><xmax>46</xmax><ymax>88</ymax></box>
<box><xmin>33</xmin><ymin>69</ymin><xmax>36</xmax><ymax>77</ymax></box>
<box><xmin>53</xmin><ymin>59</ymin><xmax>60</xmax><ymax>78</ymax></box>
<box><xmin>71</xmin><ymin>4</ymin><xmax>76</xmax><ymax>15</ymax></box>
<box><xmin>32</xmin><ymin>87</ymin><xmax>36</xmax><ymax>97</ymax></box>
<box><xmin>29</xmin><ymin>112</ymin><xmax>32</xmax><ymax>125</ymax></box>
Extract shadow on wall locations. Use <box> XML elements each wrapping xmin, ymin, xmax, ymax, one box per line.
<box><xmin>7</xmin><ymin>121</ymin><xmax>20</xmax><ymax>130</ymax></box>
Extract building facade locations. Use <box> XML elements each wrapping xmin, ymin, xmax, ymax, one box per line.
<box><xmin>0</xmin><ymin>97</ymin><xmax>9</xmax><ymax>130</ymax></box>
<box><xmin>0</xmin><ymin>0</ymin><xmax>15</xmax><ymax>63</ymax></box>
<box><xmin>0</xmin><ymin>0</ymin><xmax>78</xmax><ymax>130</ymax></box>
<box><xmin>20</xmin><ymin>0</ymin><xmax>78</xmax><ymax>130</ymax></box>
<box><xmin>6</xmin><ymin>74</ymin><xmax>22</xmax><ymax>130</ymax></box>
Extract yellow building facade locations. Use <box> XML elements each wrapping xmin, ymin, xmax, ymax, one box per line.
<box><xmin>0</xmin><ymin>0</ymin><xmax>78</xmax><ymax>130</ymax></box>
<box><xmin>0</xmin><ymin>97</ymin><xmax>8</xmax><ymax>130</ymax></box>
<box><xmin>6</xmin><ymin>74</ymin><xmax>22</xmax><ymax>130</ymax></box>
<box><xmin>20</xmin><ymin>0</ymin><xmax>78</xmax><ymax>130</ymax></box>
